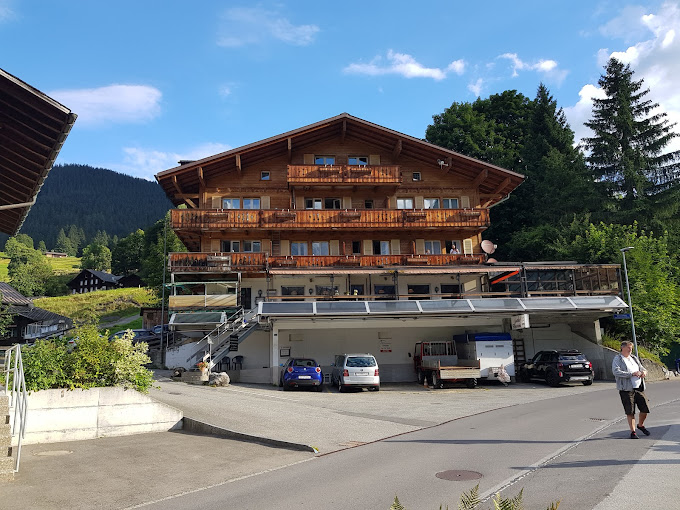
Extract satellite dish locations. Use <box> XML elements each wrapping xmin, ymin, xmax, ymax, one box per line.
<box><xmin>487</xmin><ymin>258</ymin><xmax>497</xmax><ymax>264</ymax></box>
<box><xmin>481</xmin><ymin>240</ymin><xmax>497</xmax><ymax>254</ymax></box>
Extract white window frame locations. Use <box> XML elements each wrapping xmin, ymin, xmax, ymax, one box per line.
<box><xmin>314</xmin><ymin>155</ymin><xmax>335</xmax><ymax>165</ymax></box>
<box><xmin>424</xmin><ymin>198</ymin><xmax>440</xmax><ymax>209</ymax></box>
<box><xmin>443</xmin><ymin>198</ymin><xmax>459</xmax><ymax>209</ymax></box>
<box><xmin>242</xmin><ymin>198</ymin><xmax>260</xmax><ymax>209</ymax></box>
<box><xmin>305</xmin><ymin>198</ymin><xmax>323</xmax><ymax>210</ymax></box>
<box><xmin>222</xmin><ymin>198</ymin><xmax>240</xmax><ymax>209</ymax></box>
<box><xmin>324</xmin><ymin>198</ymin><xmax>341</xmax><ymax>209</ymax></box>
<box><xmin>291</xmin><ymin>242</ymin><xmax>308</xmax><ymax>256</ymax></box>
<box><xmin>312</xmin><ymin>241</ymin><xmax>330</xmax><ymax>256</ymax></box>
<box><xmin>412</xmin><ymin>172</ymin><xmax>422</xmax><ymax>181</ymax></box>
<box><xmin>348</xmin><ymin>155</ymin><xmax>369</xmax><ymax>166</ymax></box>
<box><xmin>260</xmin><ymin>171</ymin><xmax>270</xmax><ymax>180</ymax></box>
<box><xmin>425</xmin><ymin>240</ymin><xmax>441</xmax><ymax>255</ymax></box>
<box><xmin>242</xmin><ymin>241</ymin><xmax>261</xmax><ymax>253</ymax></box>
<box><xmin>221</xmin><ymin>240</ymin><xmax>240</xmax><ymax>253</ymax></box>
<box><xmin>397</xmin><ymin>198</ymin><xmax>414</xmax><ymax>209</ymax></box>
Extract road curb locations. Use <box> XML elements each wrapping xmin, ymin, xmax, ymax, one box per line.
<box><xmin>181</xmin><ymin>417</ymin><xmax>318</xmax><ymax>453</ymax></box>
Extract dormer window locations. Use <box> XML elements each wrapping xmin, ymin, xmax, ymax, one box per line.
<box><xmin>412</xmin><ymin>172</ymin><xmax>422</xmax><ymax>181</ymax></box>
<box><xmin>260</xmin><ymin>171</ymin><xmax>270</xmax><ymax>180</ymax></box>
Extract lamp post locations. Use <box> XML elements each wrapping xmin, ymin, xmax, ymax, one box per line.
<box><xmin>620</xmin><ymin>246</ymin><xmax>639</xmax><ymax>357</ymax></box>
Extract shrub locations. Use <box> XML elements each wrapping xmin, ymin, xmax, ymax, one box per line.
<box><xmin>20</xmin><ymin>325</ymin><xmax>154</xmax><ymax>393</ymax></box>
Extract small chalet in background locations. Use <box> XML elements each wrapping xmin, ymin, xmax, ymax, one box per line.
<box><xmin>0</xmin><ymin>282</ymin><xmax>73</xmax><ymax>345</ymax></box>
<box><xmin>66</xmin><ymin>269</ymin><xmax>146</xmax><ymax>294</ymax></box>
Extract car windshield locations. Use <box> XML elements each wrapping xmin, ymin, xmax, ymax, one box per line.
<box><xmin>559</xmin><ymin>354</ymin><xmax>587</xmax><ymax>361</ymax></box>
<box><xmin>293</xmin><ymin>359</ymin><xmax>317</xmax><ymax>367</ymax></box>
<box><xmin>346</xmin><ymin>356</ymin><xmax>376</xmax><ymax>367</ymax></box>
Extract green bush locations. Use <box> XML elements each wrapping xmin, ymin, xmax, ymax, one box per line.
<box><xmin>21</xmin><ymin>325</ymin><xmax>154</xmax><ymax>393</ymax></box>
<box><xmin>601</xmin><ymin>332</ymin><xmax>662</xmax><ymax>364</ymax></box>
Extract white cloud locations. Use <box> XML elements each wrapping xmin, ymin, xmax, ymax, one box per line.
<box><xmin>110</xmin><ymin>143</ymin><xmax>232</xmax><ymax>181</ymax></box>
<box><xmin>0</xmin><ymin>0</ymin><xmax>14</xmax><ymax>22</ymax></box>
<box><xmin>219</xmin><ymin>84</ymin><xmax>232</xmax><ymax>97</ymax></box>
<box><xmin>497</xmin><ymin>53</ymin><xmax>568</xmax><ymax>84</ymax></box>
<box><xmin>217</xmin><ymin>7</ymin><xmax>319</xmax><ymax>47</ymax></box>
<box><xmin>49</xmin><ymin>85</ymin><xmax>162</xmax><ymax>126</ymax></box>
<box><xmin>344</xmin><ymin>51</ymin><xmax>465</xmax><ymax>81</ymax></box>
<box><xmin>468</xmin><ymin>78</ymin><xmax>483</xmax><ymax>97</ymax></box>
<box><xmin>563</xmin><ymin>84</ymin><xmax>607</xmax><ymax>148</ymax></box>
<box><xmin>566</xmin><ymin>2</ymin><xmax>680</xmax><ymax>154</ymax></box>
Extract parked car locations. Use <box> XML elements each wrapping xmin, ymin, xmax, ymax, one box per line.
<box><xmin>109</xmin><ymin>329</ymin><xmax>158</xmax><ymax>344</ymax></box>
<box><xmin>519</xmin><ymin>349</ymin><xmax>594</xmax><ymax>387</ymax></box>
<box><xmin>331</xmin><ymin>353</ymin><xmax>380</xmax><ymax>392</ymax></box>
<box><xmin>279</xmin><ymin>358</ymin><xmax>323</xmax><ymax>391</ymax></box>
<box><xmin>152</xmin><ymin>324</ymin><xmax>170</xmax><ymax>336</ymax></box>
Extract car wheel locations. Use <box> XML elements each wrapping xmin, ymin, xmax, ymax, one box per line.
<box><xmin>316</xmin><ymin>384</ymin><xmax>323</xmax><ymax>392</ymax></box>
<box><xmin>431</xmin><ymin>372</ymin><xmax>439</xmax><ymax>389</ymax></box>
<box><xmin>546</xmin><ymin>370</ymin><xmax>560</xmax><ymax>387</ymax></box>
<box><xmin>338</xmin><ymin>380</ymin><xmax>345</xmax><ymax>393</ymax></box>
<box><xmin>466</xmin><ymin>378</ymin><xmax>477</xmax><ymax>389</ymax></box>
<box><xmin>282</xmin><ymin>383</ymin><xmax>290</xmax><ymax>391</ymax></box>
<box><xmin>417</xmin><ymin>369</ymin><xmax>424</xmax><ymax>384</ymax></box>
<box><xmin>582</xmin><ymin>380</ymin><xmax>593</xmax><ymax>386</ymax></box>
<box><xmin>518</xmin><ymin>369</ymin><xmax>529</xmax><ymax>383</ymax></box>
<box><xmin>371</xmin><ymin>385</ymin><xmax>380</xmax><ymax>391</ymax></box>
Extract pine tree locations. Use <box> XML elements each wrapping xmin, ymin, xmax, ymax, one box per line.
<box><xmin>584</xmin><ymin>58</ymin><xmax>680</xmax><ymax>206</ymax></box>
<box><xmin>54</xmin><ymin>229</ymin><xmax>75</xmax><ymax>256</ymax></box>
<box><xmin>38</xmin><ymin>240</ymin><xmax>47</xmax><ymax>253</ymax></box>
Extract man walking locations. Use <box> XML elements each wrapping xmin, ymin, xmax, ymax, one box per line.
<box><xmin>612</xmin><ymin>341</ymin><xmax>650</xmax><ymax>439</ymax></box>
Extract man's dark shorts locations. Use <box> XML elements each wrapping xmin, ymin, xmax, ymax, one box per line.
<box><xmin>619</xmin><ymin>389</ymin><xmax>650</xmax><ymax>415</ymax></box>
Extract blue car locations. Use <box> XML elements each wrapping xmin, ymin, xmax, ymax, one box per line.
<box><xmin>280</xmin><ymin>358</ymin><xmax>323</xmax><ymax>391</ymax></box>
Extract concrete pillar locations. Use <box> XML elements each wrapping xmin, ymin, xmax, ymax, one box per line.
<box><xmin>271</xmin><ymin>323</ymin><xmax>280</xmax><ymax>385</ymax></box>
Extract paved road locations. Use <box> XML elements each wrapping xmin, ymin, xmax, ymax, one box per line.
<box><xmin>140</xmin><ymin>380</ymin><xmax>679</xmax><ymax>509</ymax></box>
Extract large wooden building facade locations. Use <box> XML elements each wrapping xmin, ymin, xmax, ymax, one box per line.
<box><xmin>156</xmin><ymin>114</ymin><xmax>626</xmax><ymax>384</ymax></box>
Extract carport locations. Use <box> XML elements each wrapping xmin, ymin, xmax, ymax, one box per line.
<box><xmin>257</xmin><ymin>296</ymin><xmax>628</xmax><ymax>384</ymax></box>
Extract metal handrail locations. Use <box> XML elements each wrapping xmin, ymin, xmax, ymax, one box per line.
<box><xmin>4</xmin><ymin>345</ymin><xmax>28</xmax><ymax>472</ymax></box>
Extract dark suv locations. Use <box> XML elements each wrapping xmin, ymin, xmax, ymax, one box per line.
<box><xmin>520</xmin><ymin>349</ymin><xmax>594</xmax><ymax>387</ymax></box>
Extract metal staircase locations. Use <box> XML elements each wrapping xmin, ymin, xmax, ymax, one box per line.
<box><xmin>186</xmin><ymin>307</ymin><xmax>259</xmax><ymax>370</ymax></box>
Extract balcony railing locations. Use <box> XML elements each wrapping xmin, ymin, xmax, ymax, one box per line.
<box><xmin>168</xmin><ymin>252</ymin><xmax>485</xmax><ymax>272</ymax></box>
<box><xmin>287</xmin><ymin>165</ymin><xmax>401</xmax><ymax>184</ymax></box>
<box><xmin>171</xmin><ymin>208</ymin><xmax>490</xmax><ymax>230</ymax></box>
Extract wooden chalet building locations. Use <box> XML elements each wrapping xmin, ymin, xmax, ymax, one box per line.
<box><xmin>156</xmin><ymin>114</ymin><xmax>627</xmax><ymax>384</ymax></box>
<box><xmin>66</xmin><ymin>269</ymin><xmax>145</xmax><ymax>294</ymax></box>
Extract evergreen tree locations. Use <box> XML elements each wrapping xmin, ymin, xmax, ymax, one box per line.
<box><xmin>584</xmin><ymin>58</ymin><xmax>680</xmax><ymax>209</ymax></box>
<box><xmin>93</xmin><ymin>230</ymin><xmax>110</xmax><ymax>247</ymax></box>
<box><xmin>38</xmin><ymin>240</ymin><xmax>47</xmax><ymax>253</ymax></box>
<box><xmin>67</xmin><ymin>224</ymin><xmax>86</xmax><ymax>255</ymax></box>
<box><xmin>13</xmin><ymin>234</ymin><xmax>34</xmax><ymax>250</ymax></box>
<box><xmin>55</xmin><ymin>228</ymin><xmax>75</xmax><ymax>256</ymax></box>
<box><xmin>5</xmin><ymin>237</ymin><xmax>54</xmax><ymax>296</ymax></box>
<box><xmin>112</xmin><ymin>229</ymin><xmax>145</xmax><ymax>275</ymax></box>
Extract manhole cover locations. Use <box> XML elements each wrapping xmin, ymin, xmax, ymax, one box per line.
<box><xmin>436</xmin><ymin>470</ymin><xmax>483</xmax><ymax>481</ymax></box>
<box><xmin>35</xmin><ymin>450</ymin><xmax>73</xmax><ymax>457</ymax></box>
<box><xmin>589</xmin><ymin>418</ymin><xmax>607</xmax><ymax>422</ymax></box>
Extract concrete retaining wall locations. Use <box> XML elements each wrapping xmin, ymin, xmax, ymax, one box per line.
<box><xmin>11</xmin><ymin>387</ymin><xmax>182</xmax><ymax>445</ymax></box>
<box><xmin>602</xmin><ymin>347</ymin><xmax>669</xmax><ymax>381</ymax></box>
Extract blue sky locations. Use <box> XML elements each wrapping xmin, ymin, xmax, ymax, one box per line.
<box><xmin>1</xmin><ymin>1</ymin><xmax>679</xmax><ymax>181</ymax></box>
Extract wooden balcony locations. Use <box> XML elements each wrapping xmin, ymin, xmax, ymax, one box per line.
<box><xmin>287</xmin><ymin>165</ymin><xmax>401</xmax><ymax>185</ymax></box>
<box><xmin>168</xmin><ymin>252</ymin><xmax>486</xmax><ymax>272</ymax></box>
<box><xmin>171</xmin><ymin>208</ymin><xmax>490</xmax><ymax>231</ymax></box>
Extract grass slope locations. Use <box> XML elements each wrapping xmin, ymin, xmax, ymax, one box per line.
<box><xmin>0</xmin><ymin>252</ymin><xmax>81</xmax><ymax>282</ymax></box>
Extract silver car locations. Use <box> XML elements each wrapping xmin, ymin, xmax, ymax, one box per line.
<box><xmin>331</xmin><ymin>353</ymin><xmax>380</xmax><ymax>392</ymax></box>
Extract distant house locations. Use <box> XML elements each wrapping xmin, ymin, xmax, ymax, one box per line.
<box><xmin>66</xmin><ymin>269</ymin><xmax>146</xmax><ymax>294</ymax></box>
<box><xmin>45</xmin><ymin>251</ymin><xmax>68</xmax><ymax>258</ymax></box>
<box><xmin>0</xmin><ymin>282</ymin><xmax>73</xmax><ymax>345</ymax></box>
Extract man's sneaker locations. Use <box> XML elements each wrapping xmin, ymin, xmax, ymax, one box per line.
<box><xmin>637</xmin><ymin>425</ymin><xmax>651</xmax><ymax>436</ymax></box>
<box><xmin>630</xmin><ymin>431</ymin><xmax>639</xmax><ymax>439</ymax></box>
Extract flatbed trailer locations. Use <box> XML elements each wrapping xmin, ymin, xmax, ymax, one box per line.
<box><xmin>414</xmin><ymin>341</ymin><xmax>481</xmax><ymax>388</ymax></box>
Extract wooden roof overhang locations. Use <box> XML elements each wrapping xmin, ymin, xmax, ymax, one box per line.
<box><xmin>156</xmin><ymin>113</ymin><xmax>525</xmax><ymax>208</ymax></box>
<box><xmin>0</xmin><ymin>68</ymin><xmax>77</xmax><ymax>235</ymax></box>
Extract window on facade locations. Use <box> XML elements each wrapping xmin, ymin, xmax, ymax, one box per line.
<box><xmin>397</xmin><ymin>198</ymin><xmax>414</xmax><ymax>209</ymax></box>
<box><xmin>408</xmin><ymin>284</ymin><xmax>430</xmax><ymax>300</ymax></box>
<box><xmin>445</xmin><ymin>240</ymin><xmax>462</xmax><ymax>254</ymax></box>
<box><xmin>281</xmin><ymin>286</ymin><xmax>305</xmax><ymax>298</ymax></box>
<box><xmin>260</xmin><ymin>171</ymin><xmax>270</xmax><ymax>180</ymax></box>
<box><xmin>242</xmin><ymin>198</ymin><xmax>260</xmax><ymax>209</ymax></box>
<box><xmin>242</xmin><ymin>241</ymin><xmax>261</xmax><ymax>252</ymax></box>
<box><xmin>364</xmin><ymin>200</ymin><xmax>374</xmax><ymax>209</ymax></box>
<box><xmin>315</xmin><ymin>285</ymin><xmax>338</xmax><ymax>298</ymax></box>
<box><xmin>442</xmin><ymin>198</ymin><xmax>459</xmax><ymax>209</ymax></box>
<box><xmin>305</xmin><ymin>198</ymin><xmax>323</xmax><ymax>210</ymax></box>
<box><xmin>312</xmin><ymin>241</ymin><xmax>330</xmax><ymax>256</ymax></box>
<box><xmin>372</xmin><ymin>240</ymin><xmax>390</xmax><ymax>255</ymax></box>
<box><xmin>425</xmin><ymin>240</ymin><xmax>442</xmax><ymax>255</ymax></box>
<box><xmin>348</xmin><ymin>156</ymin><xmax>369</xmax><ymax>166</ymax></box>
<box><xmin>424</xmin><ymin>198</ymin><xmax>440</xmax><ymax>209</ymax></box>
<box><xmin>291</xmin><ymin>242</ymin><xmax>308</xmax><ymax>256</ymax></box>
<box><xmin>352</xmin><ymin>241</ymin><xmax>361</xmax><ymax>254</ymax></box>
<box><xmin>222</xmin><ymin>198</ymin><xmax>240</xmax><ymax>209</ymax></box>
<box><xmin>324</xmin><ymin>198</ymin><xmax>341</xmax><ymax>209</ymax></box>
<box><xmin>412</xmin><ymin>172</ymin><xmax>422</xmax><ymax>181</ymax></box>
<box><xmin>440</xmin><ymin>284</ymin><xmax>461</xmax><ymax>298</ymax></box>
<box><xmin>315</xmin><ymin>155</ymin><xmax>335</xmax><ymax>165</ymax></box>
<box><xmin>221</xmin><ymin>240</ymin><xmax>240</xmax><ymax>252</ymax></box>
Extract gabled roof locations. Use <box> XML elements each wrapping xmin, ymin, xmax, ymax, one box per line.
<box><xmin>67</xmin><ymin>269</ymin><xmax>121</xmax><ymax>286</ymax></box>
<box><xmin>0</xmin><ymin>68</ymin><xmax>77</xmax><ymax>235</ymax></box>
<box><xmin>0</xmin><ymin>282</ymin><xmax>32</xmax><ymax>306</ymax></box>
<box><xmin>8</xmin><ymin>305</ymin><xmax>72</xmax><ymax>324</ymax></box>
<box><xmin>156</xmin><ymin>113</ymin><xmax>524</xmax><ymax>207</ymax></box>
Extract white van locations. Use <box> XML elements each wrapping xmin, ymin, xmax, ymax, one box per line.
<box><xmin>331</xmin><ymin>353</ymin><xmax>380</xmax><ymax>392</ymax></box>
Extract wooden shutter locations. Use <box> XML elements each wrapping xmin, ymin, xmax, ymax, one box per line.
<box><xmin>388</xmin><ymin>196</ymin><xmax>397</xmax><ymax>209</ymax></box>
<box><xmin>211</xmin><ymin>196</ymin><xmax>222</xmax><ymax>209</ymax></box>
<box><xmin>261</xmin><ymin>239</ymin><xmax>272</xmax><ymax>254</ymax></box>
<box><xmin>363</xmin><ymin>239</ymin><xmax>373</xmax><ymax>255</ymax></box>
<box><xmin>463</xmin><ymin>238</ymin><xmax>473</xmax><ymax>255</ymax></box>
<box><xmin>280</xmin><ymin>240</ymin><xmax>290</xmax><ymax>256</ymax></box>
<box><xmin>390</xmin><ymin>239</ymin><xmax>400</xmax><ymax>255</ymax></box>
<box><xmin>415</xmin><ymin>196</ymin><xmax>424</xmax><ymax>209</ymax></box>
<box><xmin>260</xmin><ymin>196</ymin><xmax>270</xmax><ymax>209</ymax></box>
<box><xmin>369</xmin><ymin>154</ymin><xmax>380</xmax><ymax>165</ymax></box>
<box><xmin>415</xmin><ymin>239</ymin><xmax>425</xmax><ymax>254</ymax></box>
<box><xmin>330</xmin><ymin>240</ymin><xmax>340</xmax><ymax>256</ymax></box>
<box><xmin>342</xmin><ymin>196</ymin><xmax>352</xmax><ymax>209</ymax></box>
<box><xmin>295</xmin><ymin>196</ymin><xmax>305</xmax><ymax>209</ymax></box>
<box><xmin>460</xmin><ymin>195</ymin><xmax>471</xmax><ymax>208</ymax></box>
<box><xmin>210</xmin><ymin>239</ymin><xmax>220</xmax><ymax>252</ymax></box>
<box><xmin>303</xmin><ymin>154</ymin><xmax>314</xmax><ymax>165</ymax></box>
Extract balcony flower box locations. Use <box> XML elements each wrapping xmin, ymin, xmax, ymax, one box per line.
<box><xmin>275</xmin><ymin>258</ymin><xmax>298</xmax><ymax>266</ymax></box>
<box><xmin>404</xmin><ymin>211</ymin><xmax>427</xmax><ymax>221</ymax></box>
<box><xmin>406</xmin><ymin>257</ymin><xmax>429</xmax><ymax>265</ymax></box>
<box><xmin>273</xmin><ymin>210</ymin><xmax>297</xmax><ymax>221</ymax></box>
<box><xmin>460</xmin><ymin>210</ymin><xmax>481</xmax><ymax>217</ymax></box>
<box><xmin>339</xmin><ymin>210</ymin><xmax>362</xmax><ymax>220</ymax></box>
<box><xmin>337</xmin><ymin>257</ymin><xmax>361</xmax><ymax>266</ymax></box>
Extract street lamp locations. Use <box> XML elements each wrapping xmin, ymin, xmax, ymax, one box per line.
<box><xmin>620</xmin><ymin>246</ymin><xmax>639</xmax><ymax>357</ymax></box>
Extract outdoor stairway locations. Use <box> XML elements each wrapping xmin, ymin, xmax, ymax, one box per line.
<box><xmin>0</xmin><ymin>393</ymin><xmax>13</xmax><ymax>481</ymax></box>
